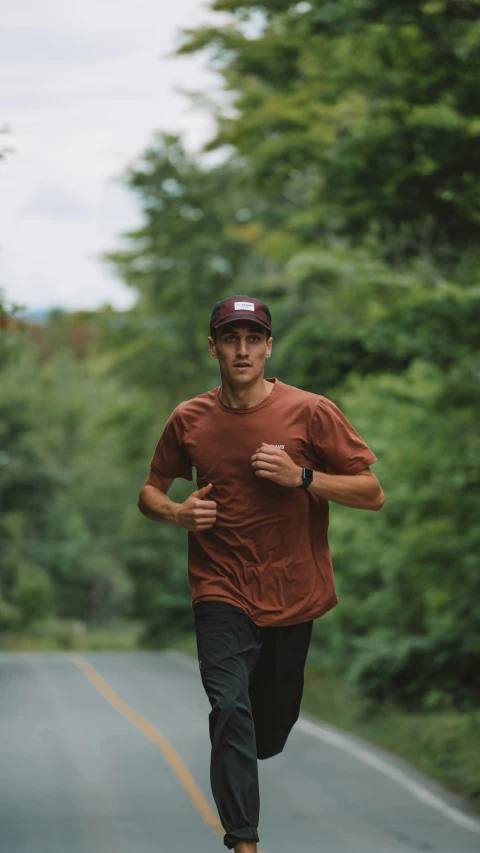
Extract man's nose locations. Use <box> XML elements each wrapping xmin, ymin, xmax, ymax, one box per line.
<box><xmin>236</xmin><ymin>339</ymin><xmax>249</xmax><ymax>355</ymax></box>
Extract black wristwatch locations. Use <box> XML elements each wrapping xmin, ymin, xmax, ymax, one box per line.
<box><xmin>297</xmin><ymin>466</ymin><xmax>313</xmax><ymax>490</ymax></box>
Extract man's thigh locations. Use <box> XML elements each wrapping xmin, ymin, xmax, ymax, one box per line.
<box><xmin>193</xmin><ymin>601</ymin><xmax>262</xmax><ymax>706</ymax></box>
<box><xmin>249</xmin><ymin>619</ymin><xmax>313</xmax><ymax>757</ymax></box>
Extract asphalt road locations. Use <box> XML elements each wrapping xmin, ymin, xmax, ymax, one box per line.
<box><xmin>1</xmin><ymin>650</ymin><xmax>479</xmax><ymax>853</ymax></box>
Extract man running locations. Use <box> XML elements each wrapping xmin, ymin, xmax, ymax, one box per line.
<box><xmin>138</xmin><ymin>295</ymin><xmax>384</xmax><ymax>852</ymax></box>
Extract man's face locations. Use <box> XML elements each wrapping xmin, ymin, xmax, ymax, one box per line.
<box><xmin>208</xmin><ymin>321</ymin><xmax>273</xmax><ymax>384</ymax></box>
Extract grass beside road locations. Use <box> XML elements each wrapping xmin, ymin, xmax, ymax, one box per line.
<box><xmin>170</xmin><ymin>631</ymin><xmax>480</xmax><ymax>812</ymax></box>
<box><xmin>0</xmin><ymin>620</ymin><xmax>142</xmax><ymax>651</ymax></box>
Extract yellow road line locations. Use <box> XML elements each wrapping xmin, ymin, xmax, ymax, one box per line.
<box><xmin>68</xmin><ymin>654</ymin><xmax>267</xmax><ymax>852</ymax></box>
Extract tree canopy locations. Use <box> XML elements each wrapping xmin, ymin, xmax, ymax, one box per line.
<box><xmin>1</xmin><ymin>0</ymin><xmax>479</xmax><ymax>709</ymax></box>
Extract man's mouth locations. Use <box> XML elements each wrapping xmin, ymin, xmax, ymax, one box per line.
<box><xmin>233</xmin><ymin>363</ymin><xmax>252</xmax><ymax>369</ymax></box>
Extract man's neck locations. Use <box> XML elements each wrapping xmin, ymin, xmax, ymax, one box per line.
<box><xmin>220</xmin><ymin>376</ymin><xmax>274</xmax><ymax>409</ymax></box>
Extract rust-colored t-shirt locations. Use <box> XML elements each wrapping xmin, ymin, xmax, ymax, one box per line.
<box><xmin>150</xmin><ymin>377</ymin><xmax>377</xmax><ymax>627</ymax></box>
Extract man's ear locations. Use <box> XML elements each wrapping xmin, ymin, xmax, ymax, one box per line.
<box><xmin>208</xmin><ymin>335</ymin><xmax>218</xmax><ymax>359</ymax></box>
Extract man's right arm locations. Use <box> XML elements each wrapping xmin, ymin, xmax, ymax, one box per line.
<box><xmin>137</xmin><ymin>468</ymin><xmax>217</xmax><ymax>530</ymax></box>
<box><xmin>137</xmin><ymin>468</ymin><xmax>178</xmax><ymax>524</ymax></box>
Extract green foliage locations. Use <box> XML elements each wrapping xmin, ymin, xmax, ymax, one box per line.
<box><xmin>312</xmin><ymin>359</ymin><xmax>480</xmax><ymax>708</ymax></box>
<box><xmin>0</xmin><ymin>330</ymin><xmax>134</xmax><ymax>632</ymax></box>
<box><xmin>102</xmin><ymin>134</ymin><xmax>253</xmax><ymax>398</ymax></box>
<box><xmin>180</xmin><ymin>0</ymin><xmax>480</xmax><ymax>265</ymax></box>
<box><xmin>0</xmin><ymin>596</ymin><xmax>20</xmax><ymax>631</ymax></box>
<box><xmin>11</xmin><ymin>562</ymin><xmax>54</xmax><ymax>628</ymax></box>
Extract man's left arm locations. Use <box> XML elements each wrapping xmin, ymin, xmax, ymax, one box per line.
<box><xmin>304</xmin><ymin>465</ymin><xmax>384</xmax><ymax>511</ymax></box>
<box><xmin>250</xmin><ymin>443</ymin><xmax>385</xmax><ymax>511</ymax></box>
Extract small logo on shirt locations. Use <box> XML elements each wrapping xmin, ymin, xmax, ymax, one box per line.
<box><xmin>234</xmin><ymin>301</ymin><xmax>255</xmax><ymax>311</ymax></box>
<box><xmin>275</xmin><ymin>444</ymin><xmax>285</xmax><ymax>450</ymax></box>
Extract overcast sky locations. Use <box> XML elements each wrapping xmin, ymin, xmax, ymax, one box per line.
<box><xmin>0</xmin><ymin>0</ymin><xmax>220</xmax><ymax>313</ymax></box>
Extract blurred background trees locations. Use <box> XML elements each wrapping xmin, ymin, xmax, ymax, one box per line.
<box><xmin>1</xmin><ymin>0</ymin><xmax>479</xmax><ymax>711</ymax></box>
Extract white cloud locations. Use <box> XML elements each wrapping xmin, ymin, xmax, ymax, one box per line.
<box><xmin>0</xmin><ymin>25</ymin><xmax>133</xmax><ymax>62</ymax></box>
<box><xmin>0</xmin><ymin>0</ymin><xmax>222</xmax><ymax>312</ymax></box>
<box><xmin>24</xmin><ymin>184</ymin><xmax>93</xmax><ymax>220</ymax></box>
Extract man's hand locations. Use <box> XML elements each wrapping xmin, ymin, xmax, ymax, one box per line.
<box><xmin>174</xmin><ymin>483</ymin><xmax>217</xmax><ymax>531</ymax></box>
<box><xmin>250</xmin><ymin>443</ymin><xmax>302</xmax><ymax>488</ymax></box>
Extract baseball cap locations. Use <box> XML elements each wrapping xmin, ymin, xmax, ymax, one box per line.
<box><xmin>210</xmin><ymin>295</ymin><xmax>272</xmax><ymax>336</ymax></box>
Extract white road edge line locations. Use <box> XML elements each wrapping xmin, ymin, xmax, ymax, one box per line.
<box><xmin>167</xmin><ymin>649</ymin><xmax>480</xmax><ymax>836</ymax></box>
<box><xmin>295</xmin><ymin>717</ymin><xmax>480</xmax><ymax>836</ymax></box>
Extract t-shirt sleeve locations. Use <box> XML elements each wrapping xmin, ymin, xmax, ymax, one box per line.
<box><xmin>149</xmin><ymin>407</ymin><xmax>193</xmax><ymax>481</ymax></box>
<box><xmin>310</xmin><ymin>396</ymin><xmax>377</xmax><ymax>475</ymax></box>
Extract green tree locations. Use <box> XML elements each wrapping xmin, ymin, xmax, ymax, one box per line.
<box><xmin>314</xmin><ymin>357</ymin><xmax>480</xmax><ymax>709</ymax></box>
<box><xmin>0</xmin><ymin>329</ymin><xmax>134</xmax><ymax>630</ymax></box>
<box><xmin>12</xmin><ymin>562</ymin><xmax>53</xmax><ymax>628</ymax></box>
<box><xmin>103</xmin><ymin>134</ymin><xmax>254</xmax><ymax>398</ymax></box>
<box><xmin>179</xmin><ymin>0</ymin><xmax>480</xmax><ymax>266</ymax></box>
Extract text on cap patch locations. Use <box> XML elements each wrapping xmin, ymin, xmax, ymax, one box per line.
<box><xmin>234</xmin><ymin>302</ymin><xmax>255</xmax><ymax>311</ymax></box>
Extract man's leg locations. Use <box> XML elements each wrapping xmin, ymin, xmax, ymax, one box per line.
<box><xmin>249</xmin><ymin>619</ymin><xmax>313</xmax><ymax>760</ymax></box>
<box><xmin>194</xmin><ymin>601</ymin><xmax>263</xmax><ymax>850</ymax></box>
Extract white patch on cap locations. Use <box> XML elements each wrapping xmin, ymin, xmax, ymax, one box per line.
<box><xmin>234</xmin><ymin>301</ymin><xmax>255</xmax><ymax>311</ymax></box>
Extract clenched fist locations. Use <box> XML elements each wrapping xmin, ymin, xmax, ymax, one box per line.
<box><xmin>251</xmin><ymin>443</ymin><xmax>302</xmax><ymax>488</ymax></box>
<box><xmin>174</xmin><ymin>483</ymin><xmax>217</xmax><ymax>531</ymax></box>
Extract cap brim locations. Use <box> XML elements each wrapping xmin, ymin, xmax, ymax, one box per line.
<box><xmin>211</xmin><ymin>313</ymin><xmax>271</xmax><ymax>332</ymax></box>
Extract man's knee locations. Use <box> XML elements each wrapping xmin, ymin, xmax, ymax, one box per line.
<box><xmin>211</xmin><ymin>697</ymin><xmax>247</xmax><ymax>719</ymax></box>
<box><xmin>209</xmin><ymin>696</ymin><xmax>253</xmax><ymax>745</ymax></box>
<box><xmin>257</xmin><ymin>742</ymin><xmax>284</xmax><ymax>760</ymax></box>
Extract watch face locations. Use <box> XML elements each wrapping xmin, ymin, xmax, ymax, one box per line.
<box><xmin>300</xmin><ymin>467</ymin><xmax>313</xmax><ymax>489</ymax></box>
<box><xmin>298</xmin><ymin>467</ymin><xmax>314</xmax><ymax>488</ymax></box>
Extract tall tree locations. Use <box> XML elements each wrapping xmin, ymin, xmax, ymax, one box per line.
<box><xmin>179</xmin><ymin>0</ymin><xmax>480</xmax><ymax>266</ymax></box>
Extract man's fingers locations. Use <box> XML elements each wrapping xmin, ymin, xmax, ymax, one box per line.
<box><xmin>252</xmin><ymin>461</ymin><xmax>276</xmax><ymax>471</ymax></box>
<box><xmin>251</xmin><ymin>449</ymin><xmax>281</xmax><ymax>461</ymax></box>
<box><xmin>194</xmin><ymin>499</ymin><xmax>217</xmax><ymax>509</ymax></box>
<box><xmin>252</xmin><ymin>452</ymin><xmax>279</xmax><ymax>463</ymax></box>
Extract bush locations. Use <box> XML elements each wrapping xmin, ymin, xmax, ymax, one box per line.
<box><xmin>347</xmin><ymin>632</ymin><xmax>480</xmax><ymax>710</ymax></box>
<box><xmin>11</xmin><ymin>562</ymin><xmax>54</xmax><ymax>628</ymax></box>
<box><xmin>311</xmin><ymin>360</ymin><xmax>480</xmax><ymax>710</ymax></box>
<box><xmin>0</xmin><ymin>596</ymin><xmax>20</xmax><ymax>631</ymax></box>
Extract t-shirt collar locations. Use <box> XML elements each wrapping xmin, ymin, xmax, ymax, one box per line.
<box><xmin>216</xmin><ymin>377</ymin><xmax>279</xmax><ymax>414</ymax></box>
